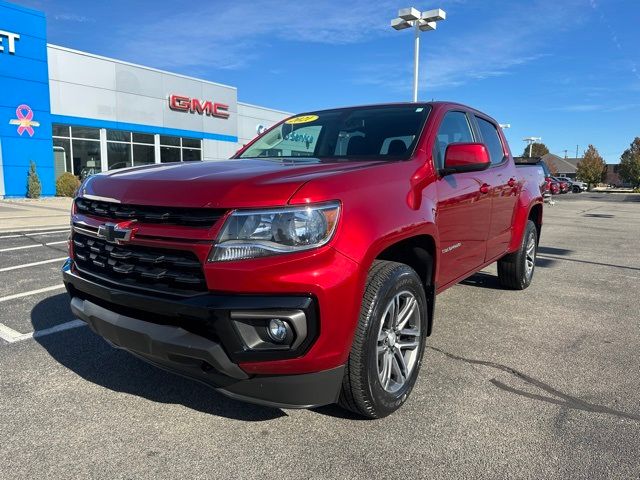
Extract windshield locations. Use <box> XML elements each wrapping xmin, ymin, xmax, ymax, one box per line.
<box><xmin>237</xmin><ymin>105</ymin><xmax>431</xmax><ymax>161</ymax></box>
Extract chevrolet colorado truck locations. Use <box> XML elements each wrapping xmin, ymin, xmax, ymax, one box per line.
<box><xmin>63</xmin><ymin>102</ymin><xmax>544</xmax><ymax>418</ymax></box>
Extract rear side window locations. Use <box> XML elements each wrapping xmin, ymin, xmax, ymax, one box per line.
<box><xmin>433</xmin><ymin>111</ymin><xmax>474</xmax><ymax>170</ymax></box>
<box><xmin>475</xmin><ymin>117</ymin><xmax>505</xmax><ymax>165</ymax></box>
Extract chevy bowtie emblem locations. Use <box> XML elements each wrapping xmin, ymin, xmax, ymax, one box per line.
<box><xmin>97</xmin><ymin>221</ymin><xmax>136</xmax><ymax>244</ymax></box>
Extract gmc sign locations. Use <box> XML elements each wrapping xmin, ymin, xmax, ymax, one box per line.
<box><xmin>169</xmin><ymin>94</ymin><xmax>230</xmax><ymax>119</ymax></box>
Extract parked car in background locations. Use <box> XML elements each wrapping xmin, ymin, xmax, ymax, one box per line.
<box><xmin>551</xmin><ymin>176</ymin><xmax>570</xmax><ymax>194</ymax></box>
<box><xmin>558</xmin><ymin>177</ymin><xmax>587</xmax><ymax>193</ymax></box>
<box><xmin>531</xmin><ymin>161</ymin><xmax>560</xmax><ymax>197</ymax></box>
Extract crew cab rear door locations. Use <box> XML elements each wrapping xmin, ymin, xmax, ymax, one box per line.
<box><xmin>471</xmin><ymin>115</ymin><xmax>518</xmax><ymax>260</ymax></box>
<box><xmin>433</xmin><ymin>110</ymin><xmax>492</xmax><ymax>287</ymax></box>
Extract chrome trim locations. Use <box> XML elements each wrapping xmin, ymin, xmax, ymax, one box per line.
<box><xmin>72</xmin><ymin>224</ymin><xmax>100</xmax><ymax>239</ymax></box>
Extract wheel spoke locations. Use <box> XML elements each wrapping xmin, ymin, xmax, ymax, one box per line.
<box><xmin>391</xmin><ymin>351</ymin><xmax>406</xmax><ymax>383</ymax></box>
<box><xmin>396</xmin><ymin>339</ymin><xmax>419</xmax><ymax>350</ymax></box>
<box><xmin>378</xmin><ymin>330</ymin><xmax>388</xmax><ymax>342</ymax></box>
<box><xmin>396</xmin><ymin>297</ymin><xmax>417</xmax><ymax>330</ymax></box>
<box><xmin>399</xmin><ymin>326</ymin><xmax>420</xmax><ymax>338</ymax></box>
<box><xmin>383</xmin><ymin>352</ymin><xmax>393</xmax><ymax>389</ymax></box>
<box><xmin>394</xmin><ymin>346</ymin><xmax>408</xmax><ymax>378</ymax></box>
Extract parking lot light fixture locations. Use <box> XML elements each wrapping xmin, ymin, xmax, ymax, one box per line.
<box><xmin>390</xmin><ymin>6</ymin><xmax>447</xmax><ymax>102</ymax></box>
<box><xmin>523</xmin><ymin>136</ymin><xmax>542</xmax><ymax>157</ymax></box>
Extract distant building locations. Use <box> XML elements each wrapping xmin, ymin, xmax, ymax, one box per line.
<box><xmin>541</xmin><ymin>154</ymin><xmax>581</xmax><ymax>179</ymax></box>
<box><xmin>604</xmin><ymin>164</ymin><xmax>630</xmax><ymax>187</ymax></box>
<box><xmin>541</xmin><ymin>154</ymin><xmax>625</xmax><ymax>186</ymax></box>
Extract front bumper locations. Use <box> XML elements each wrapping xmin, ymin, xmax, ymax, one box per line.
<box><xmin>63</xmin><ymin>266</ymin><xmax>344</xmax><ymax>408</ymax></box>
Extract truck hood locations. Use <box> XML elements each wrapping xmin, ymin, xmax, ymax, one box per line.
<box><xmin>79</xmin><ymin>158</ymin><xmax>379</xmax><ymax>208</ymax></box>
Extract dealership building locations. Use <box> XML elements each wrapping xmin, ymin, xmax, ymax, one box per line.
<box><xmin>0</xmin><ymin>0</ymin><xmax>289</xmax><ymax>198</ymax></box>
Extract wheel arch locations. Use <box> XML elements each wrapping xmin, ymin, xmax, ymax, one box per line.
<box><xmin>374</xmin><ymin>234</ymin><xmax>437</xmax><ymax>336</ymax></box>
<box><xmin>528</xmin><ymin>203</ymin><xmax>543</xmax><ymax>242</ymax></box>
<box><xmin>508</xmin><ymin>199</ymin><xmax>544</xmax><ymax>252</ymax></box>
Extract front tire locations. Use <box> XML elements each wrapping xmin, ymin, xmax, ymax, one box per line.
<box><xmin>497</xmin><ymin>220</ymin><xmax>538</xmax><ymax>290</ymax></box>
<box><xmin>339</xmin><ymin>261</ymin><xmax>428</xmax><ymax>418</ymax></box>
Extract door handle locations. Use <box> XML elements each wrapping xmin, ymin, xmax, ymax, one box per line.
<box><xmin>480</xmin><ymin>183</ymin><xmax>490</xmax><ymax>194</ymax></box>
<box><xmin>508</xmin><ymin>178</ymin><xmax>517</xmax><ymax>187</ymax></box>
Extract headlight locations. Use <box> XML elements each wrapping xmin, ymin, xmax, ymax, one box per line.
<box><xmin>209</xmin><ymin>201</ymin><xmax>340</xmax><ymax>262</ymax></box>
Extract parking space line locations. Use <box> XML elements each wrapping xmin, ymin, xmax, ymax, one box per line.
<box><xmin>0</xmin><ymin>227</ymin><xmax>70</xmax><ymax>237</ymax></box>
<box><xmin>0</xmin><ymin>257</ymin><xmax>68</xmax><ymax>272</ymax></box>
<box><xmin>25</xmin><ymin>229</ymin><xmax>70</xmax><ymax>236</ymax></box>
<box><xmin>0</xmin><ymin>240</ymin><xmax>67</xmax><ymax>253</ymax></box>
<box><xmin>0</xmin><ymin>320</ymin><xmax>85</xmax><ymax>344</ymax></box>
<box><xmin>0</xmin><ymin>229</ymin><xmax>69</xmax><ymax>239</ymax></box>
<box><xmin>0</xmin><ymin>285</ymin><xmax>65</xmax><ymax>303</ymax></box>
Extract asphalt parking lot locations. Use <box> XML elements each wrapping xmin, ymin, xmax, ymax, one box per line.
<box><xmin>1</xmin><ymin>193</ymin><xmax>639</xmax><ymax>479</ymax></box>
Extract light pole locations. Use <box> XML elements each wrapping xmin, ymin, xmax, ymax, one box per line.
<box><xmin>391</xmin><ymin>7</ymin><xmax>446</xmax><ymax>102</ymax></box>
<box><xmin>523</xmin><ymin>136</ymin><xmax>542</xmax><ymax>157</ymax></box>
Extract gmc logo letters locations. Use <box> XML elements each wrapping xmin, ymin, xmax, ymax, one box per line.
<box><xmin>169</xmin><ymin>95</ymin><xmax>230</xmax><ymax>119</ymax></box>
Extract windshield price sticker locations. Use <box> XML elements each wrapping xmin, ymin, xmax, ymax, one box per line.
<box><xmin>285</xmin><ymin>115</ymin><xmax>319</xmax><ymax>125</ymax></box>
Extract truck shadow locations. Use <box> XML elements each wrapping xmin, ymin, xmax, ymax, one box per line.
<box><xmin>31</xmin><ymin>294</ymin><xmax>286</xmax><ymax>422</ymax></box>
<box><xmin>460</xmin><ymin>247</ymin><xmax>571</xmax><ymax>289</ymax></box>
<box><xmin>459</xmin><ymin>272</ymin><xmax>502</xmax><ymax>289</ymax></box>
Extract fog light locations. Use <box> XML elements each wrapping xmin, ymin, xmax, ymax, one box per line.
<box><xmin>268</xmin><ymin>318</ymin><xmax>288</xmax><ymax>342</ymax></box>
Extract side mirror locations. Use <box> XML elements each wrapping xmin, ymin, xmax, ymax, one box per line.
<box><xmin>441</xmin><ymin>143</ymin><xmax>491</xmax><ymax>176</ymax></box>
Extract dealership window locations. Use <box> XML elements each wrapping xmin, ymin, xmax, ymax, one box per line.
<box><xmin>160</xmin><ymin>135</ymin><xmax>202</xmax><ymax>162</ymax></box>
<box><xmin>53</xmin><ymin>124</ymin><xmax>203</xmax><ymax>173</ymax></box>
<box><xmin>52</xmin><ymin>138</ymin><xmax>71</xmax><ymax>174</ymax></box>
<box><xmin>52</xmin><ymin>124</ymin><xmax>101</xmax><ymax>178</ymax></box>
<box><xmin>106</xmin><ymin>130</ymin><xmax>156</xmax><ymax>170</ymax></box>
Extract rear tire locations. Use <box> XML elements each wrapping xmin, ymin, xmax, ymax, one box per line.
<box><xmin>339</xmin><ymin>260</ymin><xmax>428</xmax><ymax>419</ymax></box>
<box><xmin>497</xmin><ymin>220</ymin><xmax>538</xmax><ymax>290</ymax></box>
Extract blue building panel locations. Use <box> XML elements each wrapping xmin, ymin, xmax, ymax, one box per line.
<box><xmin>0</xmin><ymin>1</ymin><xmax>47</xmax><ymax>40</ymax></box>
<box><xmin>0</xmin><ymin>0</ymin><xmax>54</xmax><ymax>197</ymax></box>
<box><xmin>0</xmin><ymin>76</ymin><xmax>51</xmax><ymax>113</ymax></box>
<box><xmin>1</xmin><ymin>136</ymin><xmax>55</xmax><ymax>196</ymax></box>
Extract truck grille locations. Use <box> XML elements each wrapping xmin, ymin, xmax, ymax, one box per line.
<box><xmin>72</xmin><ymin>232</ymin><xmax>206</xmax><ymax>294</ymax></box>
<box><xmin>75</xmin><ymin>198</ymin><xmax>225</xmax><ymax>227</ymax></box>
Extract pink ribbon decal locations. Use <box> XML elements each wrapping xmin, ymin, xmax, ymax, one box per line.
<box><xmin>9</xmin><ymin>104</ymin><xmax>40</xmax><ymax>137</ymax></box>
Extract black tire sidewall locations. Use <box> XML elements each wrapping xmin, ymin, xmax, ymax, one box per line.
<box><xmin>363</xmin><ymin>267</ymin><xmax>427</xmax><ymax>415</ymax></box>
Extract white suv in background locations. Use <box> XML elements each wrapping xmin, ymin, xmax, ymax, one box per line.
<box><xmin>559</xmin><ymin>177</ymin><xmax>587</xmax><ymax>193</ymax></box>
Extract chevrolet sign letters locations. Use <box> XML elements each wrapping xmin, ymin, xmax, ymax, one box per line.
<box><xmin>0</xmin><ymin>30</ymin><xmax>20</xmax><ymax>54</ymax></box>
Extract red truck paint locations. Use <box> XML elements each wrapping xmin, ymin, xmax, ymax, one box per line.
<box><xmin>64</xmin><ymin>102</ymin><xmax>544</xmax><ymax>411</ymax></box>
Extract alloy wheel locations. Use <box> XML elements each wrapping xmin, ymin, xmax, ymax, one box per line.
<box><xmin>376</xmin><ymin>291</ymin><xmax>421</xmax><ymax>393</ymax></box>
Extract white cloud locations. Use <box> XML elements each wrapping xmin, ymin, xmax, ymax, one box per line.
<box><xmin>117</xmin><ymin>0</ymin><xmax>468</xmax><ymax>71</ymax></box>
<box><xmin>118</xmin><ymin>0</ymin><xmax>396</xmax><ymax>70</ymax></box>
<box><xmin>54</xmin><ymin>13</ymin><xmax>94</xmax><ymax>23</ymax></box>
<box><xmin>356</xmin><ymin>0</ymin><xmax>588</xmax><ymax>92</ymax></box>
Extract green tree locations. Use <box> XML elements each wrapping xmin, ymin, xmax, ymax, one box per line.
<box><xmin>522</xmin><ymin>142</ymin><xmax>550</xmax><ymax>158</ymax></box>
<box><xmin>26</xmin><ymin>161</ymin><xmax>41</xmax><ymax>198</ymax></box>
<box><xmin>618</xmin><ymin>137</ymin><xmax>640</xmax><ymax>188</ymax></box>
<box><xmin>576</xmin><ymin>145</ymin><xmax>606</xmax><ymax>190</ymax></box>
<box><xmin>546</xmin><ymin>158</ymin><xmax>559</xmax><ymax>176</ymax></box>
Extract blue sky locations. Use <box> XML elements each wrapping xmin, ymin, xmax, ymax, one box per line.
<box><xmin>17</xmin><ymin>0</ymin><xmax>640</xmax><ymax>163</ymax></box>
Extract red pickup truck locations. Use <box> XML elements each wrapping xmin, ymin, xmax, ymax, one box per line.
<box><xmin>63</xmin><ymin>102</ymin><xmax>544</xmax><ymax>418</ymax></box>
